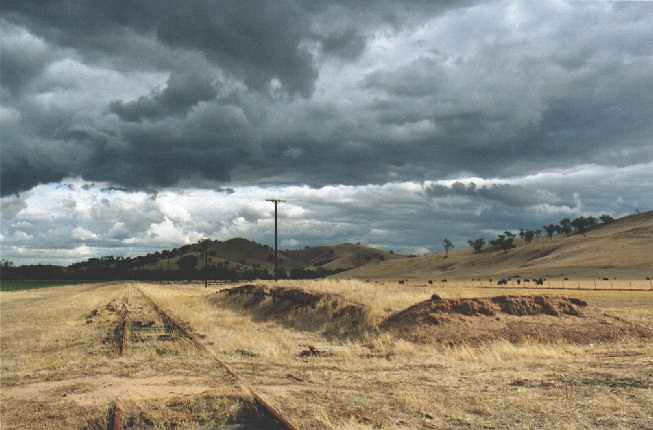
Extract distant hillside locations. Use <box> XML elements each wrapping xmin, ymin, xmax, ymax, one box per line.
<box><xmin>2</xmin><ymin>238</ymin><xmax>403</xmax><ymax>281</ymax></box>
<box><xmin>335</xmin><ymin>211</ymin><xmax>653</xmax><ymax>280</ymax></box>
<box><xmin>134</xmin><ymin>238</ymin><xmax>402</xmax><ymax>277</ymax></box>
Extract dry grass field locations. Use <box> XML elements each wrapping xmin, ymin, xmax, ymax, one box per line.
<box><xmin>1</xmin><ymin>279</ymin><xmax>652</xmax><ymax>429</ymax></box>
<box><xmin>337</xmin><ymin>211</ymin><xmax>653</xmax><ymax>281</ymax></box>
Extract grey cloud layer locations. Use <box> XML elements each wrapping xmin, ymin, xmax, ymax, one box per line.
<box><xmin>3</xmin><ymin>1</ymin><xmax>652</xmax><ymax>196</ymax></box>
<box><xmin>109</xmin><ymin>72</ymin><xmax>218</xmax><ymax>122</ymax></box>
<box><xmin>1</xmin><ymin>1</ymin><xmax>653</xmax><ymax>264</ymax></box>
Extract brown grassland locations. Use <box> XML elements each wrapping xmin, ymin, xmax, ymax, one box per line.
<box><xmin>337</xmin><ymin>211</ymin><xmax>653</xmax><ymax>281</ymax></box>
<box><xmin>1</xmin><ymin>279</ymin><xmax>652</xmax><ymax>429</ymax></box>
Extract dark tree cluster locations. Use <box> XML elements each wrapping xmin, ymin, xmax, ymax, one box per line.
<box><xmin>466</xmin><ymin>213</ymin><xmax>616</xmax><ymax>255</ymax></box>
<box><xmin>489</xmin><ymin>231</ymin><xmax>517</xmax><ymax>253</ymax></box>
<box><xmin>544</xmin><ymin>214</ymin><xmax>613</xmax><ymax>238</ymax></box>
<box><xmin>467</xmin><ymin>238</ymin><xmax>485</xmax><ymax>254</ymax></box>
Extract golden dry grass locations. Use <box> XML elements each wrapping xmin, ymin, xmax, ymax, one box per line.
<box><xmin>337</xmin><ymin>211</ymin><xmax>653</xmax><ymax>281</ymax></box>
<box><xmin>2</xmin><ymin>280</ymin><xmax>652</xmax><ymax>429</ymax></box>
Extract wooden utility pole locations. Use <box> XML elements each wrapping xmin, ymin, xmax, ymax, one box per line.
<box><xmin>266</xmin><ymin>199</ymin><xmax>286</xmax><ymax>281</ymax></box>
<box><xmin>204</xmin><ymin>240</ymin><xmax>208</xmax><ymax>288</ymax></box>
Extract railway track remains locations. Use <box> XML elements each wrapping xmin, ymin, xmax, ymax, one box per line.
<box><xmin>135</xmin><ymin>287</ymin><xmax>299</xmax><ymax>430</ymax></box>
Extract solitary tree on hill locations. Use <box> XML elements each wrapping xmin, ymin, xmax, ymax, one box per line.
<box><xmin>442</xmin><ymin>239</ymin><xmax>454</xmax><ymax>258</ymax></box>
<box><xmin>490</xmin><ymin>233</ymin><xmax>516</xmax><ymax>253</ymax></box>
<box><xmin>543</xmin><ymin>224</ymin><xmax>557</xmax><ymax>239</ymax></box>
<box><xmin>571</xmin><ymin>216</ymin><xmax>597</xmax><ymax>235</ymax></box>
<box><xmin>468</xmin><ymin>238</ymin><xmax>485</xmax><ymax>254</ymax></box>
<box><xmin>559</xmin><ymin>218</ymin><xmax>573</xmax><ymax>236</ymax></box>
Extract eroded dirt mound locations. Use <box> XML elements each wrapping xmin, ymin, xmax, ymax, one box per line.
<box><xmin>212</xmin><ymin>284</ymin><xmax>375</xmax><ymax>338</ymax></box>
<box><xmin>382</xmin><ymin>295</ymin><xmax>651</xmax><ymax>345</ymax></box>
<box><xmin>426</xmin><ymin>294</ymin><xmax>587</xmax><ymax>317</ymax></box>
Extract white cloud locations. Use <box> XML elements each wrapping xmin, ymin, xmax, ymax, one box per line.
<box><xmin>1</xmin><ymin>161</ymin><xmax>651</xmax><ymax>265</ymax></box>
<box><xmin>71</xmin><ymin>226</ymin><xmax>97</xmax><ymax>241</ymax></box>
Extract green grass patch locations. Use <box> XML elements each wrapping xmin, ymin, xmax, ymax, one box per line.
<box><xmin>0</xmin><ymin>280</ymin><xmax>93</xmax><ymax>292</ymax></box>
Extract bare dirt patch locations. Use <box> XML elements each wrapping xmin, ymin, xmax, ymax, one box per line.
<box><xmin>381</xmin><ymin>295</ymin><xmax>652</xmax><ymax>345</ymax></box>
<box><xmin>212</xmin><ymin>284</ymin><xmax>375</xmax><ymax>338</ymax></box>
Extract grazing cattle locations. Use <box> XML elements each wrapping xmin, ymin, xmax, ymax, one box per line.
<box><xmin>534</xmin><ymin>278</ymin><xmax>544</xmax><ymax>285</ymax></box>
<box><xmin>497</xmin><ymin>278</ymin><xmax>508</xmax><ymax>285</ymax></box>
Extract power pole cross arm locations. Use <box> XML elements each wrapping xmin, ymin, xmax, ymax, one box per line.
<box><xmin>266</xmin><ymin>199</ymin><xmax>286</xmax><ymax>281</ymax></box>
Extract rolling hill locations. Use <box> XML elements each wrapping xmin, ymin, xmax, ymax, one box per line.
<box><xmin>41</xmin><ymin>238</ymin><xmax>405</xmax><ymax>280</ymax></box>
<box><xmin>335</xmin><ymin>211</ymin><xmax>653</xmax><ymax>280</ymax></box>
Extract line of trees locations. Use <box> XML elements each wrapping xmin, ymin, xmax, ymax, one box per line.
<box><xmin>0</xmin><ymin>251</ymin><xmax>344</xmax><ymax>281</ymax></box>
<box><xmin>466</xmin><ymin>214</ymin><xmax>615</xmax><ymax>254</ymax></box>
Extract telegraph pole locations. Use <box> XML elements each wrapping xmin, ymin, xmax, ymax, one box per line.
<box><xmin>266</xmin><ymin>199</ymin><xmax>286</xmax><ymax>281</ymax></box>
<box><xmin>203</xmin><ymin>238</ymin><xmax>209</xmax><ymax>288</ymax></box>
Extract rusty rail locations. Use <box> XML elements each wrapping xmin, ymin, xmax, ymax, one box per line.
<box><xmin>136</xmin><ymin>287</ymin><xmax>299</xmax><ymax>430</ymax></box>
<box><xmin>107</xmin><ymin>402</ymin><xmax>122</xmax><ymax>430</ymax></box>
<box><xmin>137</xmin><ymin>290</ymin><xmax>208</xmax><ymax>353</ymax></box>
<box><xmin>112</xmin><ymin>304</ymin><xmax>130</xmax><ymax>356</ymax></box>
<box><xmin>119</xmin><ymin>307</ymin><xmax>129</xmax><ymax>355</ymax></box>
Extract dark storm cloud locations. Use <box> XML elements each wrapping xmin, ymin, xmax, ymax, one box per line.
<box><xmin>1</xmin><ymin>0</ymin><xmax>653</xmax><ymax>199</ymax></box>
<box><xmin>0</xmin><ymin>0</ymin><xmax>318</xmax><ymax>95</ymax></box>
<box><xmin>424</xmin><ymin>182</ymin><xmax>568</xmax><ymax>208</ymax></box>
<box><xmin>363</xmin><ymin>57</ymin><xmax>446</xmax><ymax>97</ymax></box>
<box><xmin>0</xmin><ymin>157</ymin><xmax>68</xmax><ymax>196</ymax></box>
<box><xmin>109</xmin><ymin>72</ymin><xmax>218</xmax><ymax>122</ymax></box>
<box><xmin>319</xmin><ymin>28</ymin><xmax>368</xmax><ymax>60</ymax></box>
<box><xmin>0</xmin><ymin>19</ymin><xmax>55</xmax><ymax>94</ymax></box>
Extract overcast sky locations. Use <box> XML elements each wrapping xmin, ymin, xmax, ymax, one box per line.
<box><xmin>1</xmin><ymin>0</ymin><xmax>652</xmax><ymax>265</ymax></box>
